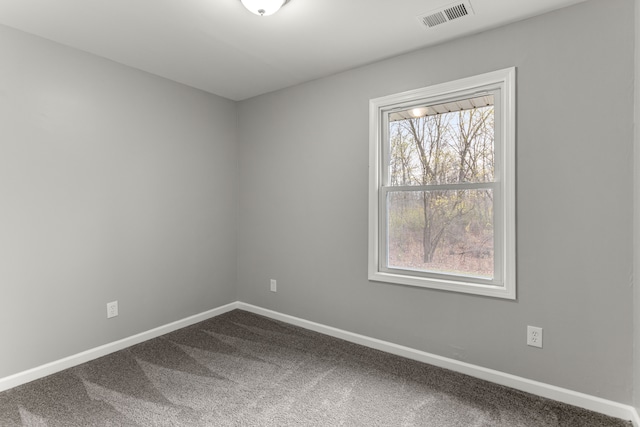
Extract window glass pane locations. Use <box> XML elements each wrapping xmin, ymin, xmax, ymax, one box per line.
<box><xmin>388</xmin><ymin>100</ymin><xmax>494</xmax><ymax>186</ymax></box>
<box><xmin>387</xmin><ymin>189</ymin><xmax>494</xmax><ymax>279</ymax></box>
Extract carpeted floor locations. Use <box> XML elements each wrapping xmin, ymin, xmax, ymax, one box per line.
<box><xmin>0</xmin><ymin>309</ymin><xmax>632</xmax><ymax>426</ymax></box>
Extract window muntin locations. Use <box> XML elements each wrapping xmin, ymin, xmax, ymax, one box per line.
<box><xmin>368</xmin><ymin>68</ymin><xmax>515</xmax><ymax>299</ymax></box>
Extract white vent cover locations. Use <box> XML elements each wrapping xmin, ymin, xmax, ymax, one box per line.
<box><xmin>418</xmin><ymin>0</ymin><xmax>474</xmax><ymax>29</ymax></box>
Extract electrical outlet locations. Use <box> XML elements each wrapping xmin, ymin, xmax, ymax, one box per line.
<box><xmin>270</xmin><ymin>279</ymin><xmax>277</xmax><ymax>292</ymax></box>
<box><xmin>107</xmin><ymin>301</ymin><xmax>118</xmax><ymax>319</ymax></box>
<box><xmin>527</xmin><ymin>326</ymin><xmax>542</xmax><ymax>348</ymax></box>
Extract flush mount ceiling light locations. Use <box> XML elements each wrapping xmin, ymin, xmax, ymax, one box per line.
<box><xmin>240</xmin><ymin>0</ymin><xmax>289</xmax><ymax>16</ymax></box>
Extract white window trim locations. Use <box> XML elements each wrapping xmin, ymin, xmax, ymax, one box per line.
<box><xmin>368</xmin><ymin>67</ymin><xmax>516</xmax><ymax>299</ymax></box>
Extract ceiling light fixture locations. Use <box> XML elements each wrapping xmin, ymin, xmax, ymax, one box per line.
<box><xmin>240</xmin><ymin>0</ymin><xmax>289</xmax><ymax>16</ymax></box>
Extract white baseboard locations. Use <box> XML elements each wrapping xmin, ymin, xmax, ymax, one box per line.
<box><xmin>237</xmin><ymin>302</ymin><xmax>639</xmax><ymax>426</ymax></box>
<box><xmin>1</xmin><ymin>300</ymin><xmax>637</xmax><ymax>425</ymax></box>
<box><xmin>0</xmin><ymin>301</ymin><xmax>239</xmax><ymax>393</ymax></box>
<box><xmin>632</xmin><ymin>408</ymin><xmax>640</xmax><ymax>427</ymax></box>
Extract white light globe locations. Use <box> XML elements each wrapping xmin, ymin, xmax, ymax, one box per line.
<box><xmin>240</xmin><ymin>0</ymin><xmax>287</xmax><ymax>16</ymax></box>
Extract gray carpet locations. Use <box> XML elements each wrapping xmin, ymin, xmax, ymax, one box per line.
<box><xmin>0</xmin><ymin>310</ymin><xmax>631</xmax><ymax>426</ymax></box>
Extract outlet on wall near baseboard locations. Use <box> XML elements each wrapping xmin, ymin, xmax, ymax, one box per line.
<box><xmin>107</xmin><ymin>301</ymin><xmax>118</xmax><ymax>319</ymax></box>
<box><xmin>527</xmin><ymin>325</ymin><xmax>542</xmax><ymax>348</ymax></box>
<box><xmin>270</xmin><ymin>279</ymin><xmax>277</xmax><ymax>292</ymax></box>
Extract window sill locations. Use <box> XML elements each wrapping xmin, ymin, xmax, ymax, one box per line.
<box><xmin>368</xmin><ymin>270</ymin><xmax>516</xmax><ymax>300</ymax></box>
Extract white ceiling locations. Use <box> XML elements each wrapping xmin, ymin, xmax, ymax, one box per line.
<box><xmin>0</xmin><ymin>0</ymin><xmax>587</xmax><ymax>101</ymax></box>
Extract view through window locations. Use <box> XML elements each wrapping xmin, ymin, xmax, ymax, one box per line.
<box><xmin>386</xmin><ymin>97</ymin><xmax>495</xmax><ymax>279</ymax></box>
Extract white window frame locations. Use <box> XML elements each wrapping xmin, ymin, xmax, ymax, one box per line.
<box><xmin>368</xmin><ymin>67</ymin><xmax>516</xmax><ymax>299</ymax></box>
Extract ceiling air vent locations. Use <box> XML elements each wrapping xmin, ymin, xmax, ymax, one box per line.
<box><xmin>418</xmin><ymin>0</ymin><xmax>474</xmax><ymax>29</ymax></box>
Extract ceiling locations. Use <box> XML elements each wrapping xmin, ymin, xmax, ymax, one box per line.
<box><xmin>0</xmin><ymin>0</ymin><xmax>587</xmax><ymax>101</ymax></box>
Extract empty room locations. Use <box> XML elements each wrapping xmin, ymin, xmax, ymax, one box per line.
<box><xmin>1</xmin><ymin>0</ymin><xmax>639</xmax><ymax>425</ymax></box>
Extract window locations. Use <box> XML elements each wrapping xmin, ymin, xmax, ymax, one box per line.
<box><xmin>368</xmin><ymin>68</ymin><xmax>516</xmax><ymax>299</ymax></box>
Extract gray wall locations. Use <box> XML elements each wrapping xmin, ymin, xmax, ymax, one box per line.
<box><xmin>237</xmin><ymin>0</ymin><xmax>635</xmax><ymax>403</ymax></box>
<box><xmin>0</xmin><ymin>24</ymin><xmax>238</xmax><ymax>378</ymax></box>
<box><xmin>635</xmin><ymin>0</ymin><xmax>640</xmax><ymax>413</ymax></box>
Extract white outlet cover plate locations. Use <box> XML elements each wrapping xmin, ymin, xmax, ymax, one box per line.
<box><xmin>107</xmin><ymin>301</ymin><xmax>118</xmax><ymax>318</ymax></box>
<box><xmin>527</xmin><ymin>325</ymin><xmax>543</xmax><ymax>348</ymax></box>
